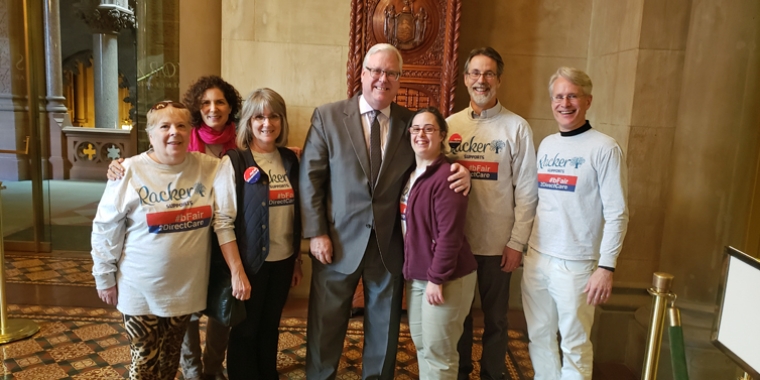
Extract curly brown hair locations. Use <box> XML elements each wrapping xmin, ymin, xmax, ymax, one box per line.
<box><xmin>182</xmin><ymin>75</ymin><xmax>242</xmax><ymax>127</ymax></box>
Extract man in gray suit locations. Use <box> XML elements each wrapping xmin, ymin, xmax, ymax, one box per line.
<box><xmin>299</xmin><ymin>43</ymin><xmax>469</xmax><ymax>379</ymax></box>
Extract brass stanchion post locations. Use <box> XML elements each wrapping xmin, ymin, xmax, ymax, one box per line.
<box><xmin>0</xmin><ymin>182</ymin><xmax>40</xmax><ymax>344</ymax></box>
<box><xmin>642</xmin><ymin>272</ymin><xmax>674</xmax><ymax>380</ymax></box>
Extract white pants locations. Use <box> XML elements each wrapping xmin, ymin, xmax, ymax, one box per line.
<box><xmin>407</xmin><ymin>271</ymin><xmax>477</xmax><ymax>380</ymax></box>
<box><xmin>521</xmin><ymin>248</ymin><xmax>596</xmax><ymax>380</ymax></box>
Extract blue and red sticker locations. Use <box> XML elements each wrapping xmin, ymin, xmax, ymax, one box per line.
<box><xmin>244</xmin><ymin>166</ymin><xmax>261</xmax><ymax>184</ymax></box>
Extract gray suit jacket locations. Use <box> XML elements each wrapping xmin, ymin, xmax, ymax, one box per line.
<box><xmin>299</xmin><ymin>95</ymin><xmax>414</xmax><ymax>275</ymax></box>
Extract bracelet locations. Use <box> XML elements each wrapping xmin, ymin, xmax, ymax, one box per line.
<box><xmin>295</xmin><ymin>257</ymin><xmax>303</xmax><ymax>264</ymax></box>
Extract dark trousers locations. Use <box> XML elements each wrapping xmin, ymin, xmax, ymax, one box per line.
<box><xmin>226</xmin><ymin>254</ymin><xmax>296</xmax><ymax>380</ymax></box>
<box><xmin>457</xmin><ymin>255</ymin><xmax>513</xmax><ymax>380</ymax></box>
<box><xmin>123</xmin><ymin>313</ymin><xmax>191</xmax><ymax>380</ymax></box>
<box><xmin>305</xmin><ymin>232</ymin><xmax>404</xmax><ymax>380</ymax></box>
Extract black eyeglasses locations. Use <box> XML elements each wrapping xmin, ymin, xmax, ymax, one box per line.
<box><xmin>149</xmin><ymin>101</ymin><xmax>187</xmax><ymax>112</ymax></box>
<box><xmin>365</xmin><ymin>67</ymin><xmax>401</xmax><ymax>81</ymax></box>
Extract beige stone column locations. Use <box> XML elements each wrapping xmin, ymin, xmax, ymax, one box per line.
<box><xmin>659</xmin><ymin>0</ymin><xmax>760</xmax><ymax>308</ymax></box>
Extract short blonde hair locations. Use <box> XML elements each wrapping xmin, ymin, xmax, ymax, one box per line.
<box><xmin>146</xmin><ymin>101</ymin><xmax>192</xmax><ymax>133</ymax></box>
<box><xmin>548</xmin><ymin>67</ymin><xmax>593</xmax><ymax>96</ymax></box>
<box><xmin>236</xmin><ymin>88</ymin><xmax>289</xmax><ymax>149</ymax></box>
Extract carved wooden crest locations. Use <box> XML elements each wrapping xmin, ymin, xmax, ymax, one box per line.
<box><xmin>383</xmin><ymin>0</ymin><xmax>428</xmax><ymax>50</ymax></box>
<box><xmin>347</xmin><ymin>0</ymin><xmax>461</xmax><ymax>116</ymax></box>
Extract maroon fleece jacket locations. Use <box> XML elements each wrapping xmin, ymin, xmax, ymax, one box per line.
<box><xmin>402</xmin><ymin>154</ymin><xmax>477</xmax><ymax>284</ymax></box>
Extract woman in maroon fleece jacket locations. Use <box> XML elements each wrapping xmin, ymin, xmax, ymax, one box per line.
<box><xmin>400</xmin><ymin>107</ymin><xmax>478</xmax><ymax>379</ymax></box>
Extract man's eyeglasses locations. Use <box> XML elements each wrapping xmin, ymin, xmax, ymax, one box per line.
<box><xmin>149</xmin><ymin>100</ymin><xmax>187</xmax><ymax>112</ymax></box>
<box><xmin>551</xmin><ymin>93</ymin><xmax>584</xmax><ymax>103</ymax></box>
<box><xmin>408</xmin><ymin>126</ymin><xmax>440</xmax><ymax>135</ymax></box>
<box><xmin>465</xmin><ymin>71</ymin><xmax>497</xmax><ymax>81</ymax></box>
<box><xmin>365</xmin><ymin>67</ymin><xmax>401</xmax><ymax>81</ymax></box>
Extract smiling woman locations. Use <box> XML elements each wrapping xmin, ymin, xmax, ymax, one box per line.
<box><xmin>400</xmin><ymin>107</ymin><xmax>477</xmax><ymax>379</ymax></box>
<box><xmin>145</xmin><ymin>101</ymin><xmax>191</xmax><ymax>165</ymax></box>
<box><xmin>90</xmin><ymin>100</ymin><xmax>240</xmax><ymax>380</ymax></box>
<box><xmin>104</xmin><ymin>76</ymin><xmax>245</xmax><ymax>380</ymax></box>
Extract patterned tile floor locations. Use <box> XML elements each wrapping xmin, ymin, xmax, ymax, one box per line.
<box><xmin>1</xmin><ymin>305</ymin><xmax>533</xmax><ymax>379</ymax></box>
<box><xmin>1</xmin><ymin>255</ymin><xmax>534</xmax><ymax>378</ymax></box>
<box><xmin>4</xmin><ymin>255</ymin><xmax>94</xmax><ymax>287</ymax></box>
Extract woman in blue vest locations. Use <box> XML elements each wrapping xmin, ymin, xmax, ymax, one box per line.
<box><xmin>223</xmin><ymin>88</ymin><xmax>303</xmax><ymax>379</ymax></box>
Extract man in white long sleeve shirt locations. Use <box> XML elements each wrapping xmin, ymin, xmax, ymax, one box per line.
<box><xmin>523</xmin><ymin>67</ymin><xmax>628</xmax><ymax>380</ymax></box>
<box><xmin>448</xmin><ymin>47</ymin><xmax>538</xmax><ymax>380</ymax></box>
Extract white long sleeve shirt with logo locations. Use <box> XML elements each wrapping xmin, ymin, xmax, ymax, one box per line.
<box><xmin>91</xmin><ymin>151</ymin><xmax>236</xmax><ymax>317</ymax></box>
<box><xmin>446</xmin><ymin>103</ymin><xmax>538</xmax><ymax>256</ymax></box>
<box><xmin>529</xmin><ymin>128</ymin><xmax>628</xmax><ymax>267</ymax></box>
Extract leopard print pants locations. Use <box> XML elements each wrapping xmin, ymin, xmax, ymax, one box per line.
<box><xmin>123</xmin><ymin>314</ymin><xmax>192</xmax><ymax>380</ymax></box>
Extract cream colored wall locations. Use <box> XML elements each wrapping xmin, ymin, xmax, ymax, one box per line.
<box><xmin>179</xmin><ymin>0</ymin><xmax>222</xmax><ymax>94</ymax></box>
<box><xmin>220</xmin><ymin>0</ymin><xmax>350</xmax><ymax>148</ymax></box>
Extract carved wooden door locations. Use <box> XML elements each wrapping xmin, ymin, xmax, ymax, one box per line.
<box><xmin>347</xmin><ymin>0</ymin><xmax>462</xmax><ymax>116</ymax></box>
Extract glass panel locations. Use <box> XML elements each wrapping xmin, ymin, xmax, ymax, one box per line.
<box><xmin>38</xmin><ymin>0</ymin><xmax>140</xmax><ymax>252</ymax></box>
<box><xmin>1</xmin><ymin>0</ymin><xmax>179</xmax><ymax>253</ymax></box>
<box><xmin>135</xmin><ymin>0</ymin><xmax>180</xmax><ymax>152</ymax></box>
<box><xmin>0</xmin><ymin>0</ymin><xmax>51</xmax><ymax>252</ymax></box>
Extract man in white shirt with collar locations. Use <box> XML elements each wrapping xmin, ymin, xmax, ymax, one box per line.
<box><xmin>447</xmin><ymin>47</ymin><xmax>538</xmax><ymax>380</ymax></box>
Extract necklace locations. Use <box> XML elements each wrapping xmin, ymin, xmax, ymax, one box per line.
<box><xmin>206</xmin><ymin>144</ymin><xmax>222</xmax><ymax>158</ymax></box>
<box><xmin>252</xmin><ymin>149</ymin><xmax>276</xmax><ymax>164</ymax></box>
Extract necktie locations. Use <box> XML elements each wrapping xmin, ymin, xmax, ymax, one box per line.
<box><xmin>370</xmin><ymin>110</ymin><xmax>382</xmax><ymax>190</ymax></box>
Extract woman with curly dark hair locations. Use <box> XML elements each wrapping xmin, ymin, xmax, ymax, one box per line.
<box><xmin>182</xmin><ymin>76</ymin><xmax>242</xmax><ymax>158</ymax></box>
<box><xmin>108</xmin><ymin>76</ymin><xmax>247</xmax><ymax>380</ymax></box>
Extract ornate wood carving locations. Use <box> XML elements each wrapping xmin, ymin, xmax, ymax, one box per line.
<box><xmin>347</xmin><ymin>0</ymin><xmax>461</xmax><ymax>116</ymax></box>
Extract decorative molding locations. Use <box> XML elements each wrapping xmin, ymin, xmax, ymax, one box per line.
<box><xmin>347</xmin><ymin>0</ymin><xmax>460</xmax><ymax>115</ymax></box>
<box><xmin>346</xmin><ymin>0</ymin><xmax>365</xmax><ymax>98</ymax></box>
<box><xmin>76</xmin><ymin>2</ymin><xmax>136</xmax><ymax>34</ymax></box>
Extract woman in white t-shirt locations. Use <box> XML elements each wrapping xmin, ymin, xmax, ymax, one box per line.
<box><xmin>91</xmin><ymin>101</ymin><xmax>242</xmax><ymax>380</ymax></box>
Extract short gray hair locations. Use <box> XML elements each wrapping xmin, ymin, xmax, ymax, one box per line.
<box><xmin>363</xmin><ymin>43</ymin><xmax>404</xmax><ymax>72</ymax></box>
<box><xmin>548</xmin><ymin>67</ymin><xmax>593</xmax><ymax>96</ymax></box>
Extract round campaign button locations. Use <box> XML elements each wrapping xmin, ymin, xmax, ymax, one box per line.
<box><xmin>244</xmin><ymin>166</ymin><xmax>261</xmax><ymax>184</ymax></box>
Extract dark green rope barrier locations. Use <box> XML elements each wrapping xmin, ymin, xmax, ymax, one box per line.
<box><xmin>668</xmin><ymin>307</ymin><xmax>689</xmax><ymax>380</ymax></box>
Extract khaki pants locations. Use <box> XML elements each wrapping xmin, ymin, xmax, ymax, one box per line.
<box><xmin>407</xmin><ymin>271</ymin><xmax>477</xmax><ymax>380</ymax></box>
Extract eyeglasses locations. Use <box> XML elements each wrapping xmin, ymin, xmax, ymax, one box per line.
<box><xmin>149</xmin><ymin>100</ymin><xmax>187</xmax><ymax>112</ymax></box>
<box><xmin>551</xmin><ymin>93</ymin><xmax>584</xmax><ymax>102</ymax></box>
<box><xmin>408</xmin><ymin>126</ymin><xmax>440</xmax><ymax>135</ymax></box>
<box><xmin>465</xmin><ymin>71</ymin><xmax>497</xmax><ymax>80</ymax></box>
<box><xmin>365</xmin><ymin>67</ymin><xmax>401</xmax><ymax>81</ymax></box>
<box><xmin>253</xmin><ymin>114</ymin><xmax>282</xmax><ymax>122</ymax></box>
